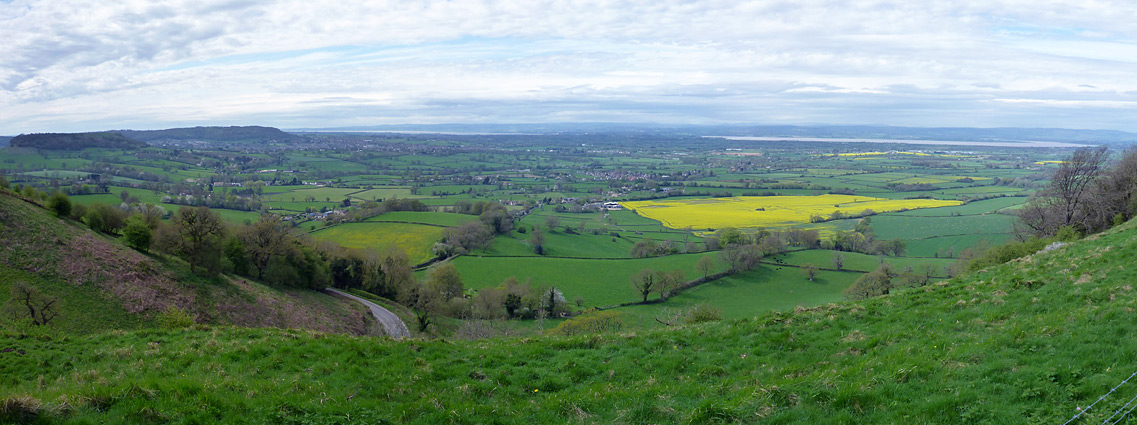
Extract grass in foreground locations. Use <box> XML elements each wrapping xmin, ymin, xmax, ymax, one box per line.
<box><xmin>6</xmin><ymin>218</ymin><xmax>1137</xmax><ymax>424</ymax></box>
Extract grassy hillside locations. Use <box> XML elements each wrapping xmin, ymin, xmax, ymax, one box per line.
<box><xmin>0</xmin><ymin>193</ymin><xmax>374</xmax><ymax>335</ymax></box>
<box><xmin>5</xmin><ymin>207</ymin><xmax>1137</xmax><ymax>423</ymax></box>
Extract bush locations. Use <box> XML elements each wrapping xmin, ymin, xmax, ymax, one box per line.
<box><xmin>548</xmin><ymin>310</ymin><xmax>624</xmax><ymax>336</ymax></box>
<box><xmin>685</xmin><ymin>304</ymin><xmax>722</xmax><ymax>324</ymax></box>
<box><xmin>965</xmin><ymin>227</ymin><xmax>1079</xmax><ymax>273</ymax></box>
<box><xmin>121</xmin><ymin>215</ymin><xmax>152</xmax><ymax>252</ymax></box>
<box><xmin>47</xmin><ymin>191</ymin><xmax>71</xmax><ymax>217</ymax></box>
<box><xmin>156</xmin><ymin>306</ymin><xmax>195</xmax><ymax>329</ymax></box>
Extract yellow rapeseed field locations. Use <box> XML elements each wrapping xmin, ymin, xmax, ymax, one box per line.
<box><xmin>621</xmin><ymin>195</ymin><xmax>962</xmax><ymax>230</ymax></box>
<box><xmin>833</xmin><ymin>151</ymin><xmax>973</xmax><ymax>158</ymax></box>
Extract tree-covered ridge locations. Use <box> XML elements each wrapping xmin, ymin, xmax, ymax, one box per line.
<box><xmin>9</xmin><ymin>132</ymin><xmax>147</xmax><ymax>150</ymax></box>
<box><xmin>119</xmin><ymin>126</ymin><xmax>300</xmax><ymax>143</ymax></box>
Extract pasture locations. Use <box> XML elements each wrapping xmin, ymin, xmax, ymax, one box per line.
<box><xmin>618</xmin><ymin>266</ymin><xmax>858</xmax><ymax>327</ymax></box>
<box><xmin>450</xmin><ymin>253</ymin><xmax>727</xmax><ymax>307</ymax></box>
<box><xmin>311</xmin><ymin>222</ymin><xmax>444</xmax><ymax>265</ymax></box>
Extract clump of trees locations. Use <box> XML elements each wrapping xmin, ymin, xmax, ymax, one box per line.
<box><xmin>1019</xmin><ymin>146</ymin><xmax>1137</xmax><ymax>237</ymax></box>
<box><xmin>844</xmin><ymin>262</ymin><xmax>949</xmax><ymax>300</ymax></box>
<box><xmin>434</xmin><ymin>221</ymin><xmax>494</xmax><ymax>257</ymax></box>
<box><xmin>631</xmin><ymin>268</ymin><xmax>685</xmax><ymax>302</ymax></box>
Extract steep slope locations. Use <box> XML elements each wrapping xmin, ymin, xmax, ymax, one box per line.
<box><xmin>0</xmin><ymin>193</ymin><xmax>374</xmax><ymax>335</ymax></box>
<box><xmin>4</xmin><ymin>207</ymin><xmax>1137</xmax><ymax>423</ymax></box>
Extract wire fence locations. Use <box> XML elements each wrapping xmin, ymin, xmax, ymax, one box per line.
<box><xmin>1061</xmin><ymin>370</ymin><xmax>1137</xmax><ymax>425</ymax></box>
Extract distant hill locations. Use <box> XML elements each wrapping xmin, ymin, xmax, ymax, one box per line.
<box><xmin>9</xmin><ymin>131</ymin><xmax>147</xmax><ymax>150</ymax></box>
<box><xmin>119</xmin><ymin>125</ymin><xmax>301</xmax><ymax>143</ymax></box>
<box><xmin>0</xmin><ymin>136</ymin><xmax>11</xmax><ymax>147</ymax></box>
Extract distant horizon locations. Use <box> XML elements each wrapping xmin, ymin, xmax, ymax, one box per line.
<box><xmin>6</xmin><ymin>122</ymin><xmax>1137</xmax><ymax>138</ymax></box>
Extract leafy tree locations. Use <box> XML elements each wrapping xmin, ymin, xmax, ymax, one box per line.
<box><xmin>426</xmin><ymin>263</ymin><xmax>464</xmax><ymax>302</ymax></box>
<box><xmin>83</xmin><ymin>202</ymin><xmax>126</xmax><ymax>234</ymax></box>
<box><xmin>504</xmin><ymin>293</ymin><xmax>522</xmax><ymax>318</ymax></box>
<box><xmin>47</xmin><ymin>191</ymin><xmax>71</xmax><ymax>217</ymax></box>
<box><xmin>716</xmin><ymin>227</ymin><xmax>744</xmax><ymax>246</ymax></box>
<box><xmin>479</xmin><ymin>203</ymin><xmax>513</xmax><ymax>234</ymax></box>
<box><xmin>170</xmin><ymin>206</ymin><xmax>226</xmax><ymax>275</ymax></box>
<box><xmin>223</xmin><ymin>236</ymin><xmax>250</xmax><ymax>276</ymax></box>
<box><xmin>121</xmin><ymin>214</ymin><xmax>152</xmax><ymax>252</ymax></box>
<box><xmin>240</xmin><ymin>214</ymin><xmax>293</xmax><ymax>279</ymax></box>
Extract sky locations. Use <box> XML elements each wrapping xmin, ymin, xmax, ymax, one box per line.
<box><xmin>3</xmin><ymin>0</ymin><xmax>1137</xmax><ymax>134</ymax></box>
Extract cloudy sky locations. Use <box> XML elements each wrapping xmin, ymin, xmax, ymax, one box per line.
<box><xmin>3</xmin><ymin>0</ymin><xmax>1137</xmax><ymax>134</ymax></box>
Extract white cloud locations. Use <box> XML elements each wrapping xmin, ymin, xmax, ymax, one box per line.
<box><xmin>4</xmin><ymin>0</ymin><xmax>1137</xmax><ymax>132</ymax></box>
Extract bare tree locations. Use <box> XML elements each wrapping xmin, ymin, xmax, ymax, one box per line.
<box><xmin>656</xmin><ymin>269</ymin><xmax>685</xmax><ymax>300</ymax></box>
<box><xmin>843</xmin><ymin>266</ymin><xmax>894</xmax><ymax>300</ymax></box>
<box><xmin>832</xmin><ymin>252</ymin><xmax>845</xmax><ymax>271</ymax></box>
<box><xmin>631</xmin><ymin>269</ymin><xmax>656</xmax><ymax>303</ymax></box>
<box><xmin>544</xmin><ymin>215</ymin><xmax>561</xmax><ymax>231</ymax></box>
<box><xmin>696</xmin><ymin>255</ymin><xmax>715</xmax><ymax>280</ymax></box>
<box><xmin>720</xmin><ymin>244</ymin><xmax>762</xmax><ymax>273</ymax></box>
<box><xmin>1020</xmin><ymin>146</ymin><xmax>1109</xmax><ymax>236</ymax></box>
<box><xmin>654</xmin><ymin>308</ymin><xmax>684</xmax><ymax>326</ymax></box>
<box><xmin>6</xmin><ymin>282</ymin><xmax>58</xmax><ymax>326</ymax></box>
<box><xmin>801</xmin><ymin>263</ymin><xmax>819</xmax><ymax>281</ymax></box>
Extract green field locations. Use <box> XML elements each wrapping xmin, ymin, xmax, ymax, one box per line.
<box><xmin>618</xmin><ymin>266</ymin><xmax>858</xmax><ymax>326</ymax></box>
<box><xmin>450</xmin><ymin>253</ymin><xmax>727</xmax><ymax>307</ymax></box>
<box><xmin>870</xmin><ymin>214</ymin><xmax>1016</xmax><ymax>240</ymax></box>
<box><xmin>311</xmin><ymin>222</ymin><xmax>444</xmax><ymax>264</ymax></box>
<box><xmin>777</xmin><ymin>249</ymin><xmax>954</xmax><ymax>274</ymax></box>
<box><xmin>365</xmin><ymin>211</ymin><xmax>478</xmax><ymax>227</ymax></box>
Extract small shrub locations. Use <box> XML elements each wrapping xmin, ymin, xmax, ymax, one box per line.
<box><xmin>121</xmin><ymin>215</ymin><xmax>152</xmax><ymax>252</ymax></box>
<box><xmin>549</xmin><ymin>310</ymin><xmax>624</xmax><ymax>336</ymax></box>
<box><xmin>0</xmin><ymin>395</ymin><xmax>42</xmax><ymax>423</ymax></box>
<box><xmin>685</xmin><ymin>303</ymin><xmax>722</xmax><ymax>324</ymax></box>
<box><xmin>47</xmin><ymin>192</ymin><xmax>71</xmax><ymax>217</ymax></box>
<box><xmin>156</xmin><ymin>306</ymin><xmax>195</xmax><ymax>329</ymax></box>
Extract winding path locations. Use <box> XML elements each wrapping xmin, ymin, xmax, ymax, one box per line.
<box><xmin>325</xmin><ymin>288</ymin><xmax>410</xmax><ymax>339</ymax></box>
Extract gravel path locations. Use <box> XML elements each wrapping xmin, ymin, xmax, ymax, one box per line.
<box><xmin>325</xmin><ymin>288</ymin><xmax>410</xmax><ymax>339</ymax></box>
